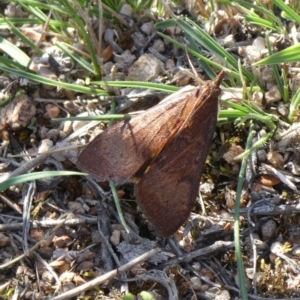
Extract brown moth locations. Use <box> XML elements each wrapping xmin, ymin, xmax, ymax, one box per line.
<box><xmin>77</xmin><ymin>71</ymin><xmax>224</xmax><ymax>236</ymax></box>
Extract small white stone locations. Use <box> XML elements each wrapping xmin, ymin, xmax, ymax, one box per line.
<box><xmin>253</xmin><ymin>36</ymin><xmax>266</xmax><ymax>51</ymax></box>
<box><xmin>63</xmin><ymin>120</ymin><xmax>73</xmax><ymax>134</ymax></box>
<box><xmin>110</xmin><ymin>230</ymin><xmax>121</xmax><ymax>246</ymax></box>
<box><xmin>292</xmin><ymin>246</ymin><xmax>300</xmax><ymax>257</ymax></box>
<box><xmin>265</xmin><ymin>85</ymin><xmax>282</xmax><ymax>103</ymax></box>
<box><xmin>72</xmin><ymin>112</ymin><xmax>89</xmax><ymax>132</ymax></box>
<box><xmin>270</xmin><ymin>242</ymin><xmax>283</xmax><ymax>255</ymax></box>
<box><xmin>277</xmin><ymin>102</ymin><xmax>288</xmax><ymax>116</ymax></box>
<box><xmin>38</xmin><ymin>139</ymin><xmax>53</xmax><ymax>153</ymax></box>
<box><xmin>114</xmin><ymin>50</ymin><xmax>136</xmax><ymax>69</ymax></box>
<box><xmin>192</xmin><ymin>262</ymin><xmax>201</xmax><ymax>272</ymax></box>
<box><xmin>253</xmin><ymin>91</ymin><xmax>264</xmax><ymax>106</ymax></box>
<box><xmin>215</xmin><ymin>290</ymin><xmax>231</xmax><ymax>300</ymax></box>
<box><xmin>190</xmin><ymin>276</ymin><xmax>202</xmax><ymax>290</ymax></box>
<box><xmin>120</xmin><ymin>4</ymin><xmax>133</xmax><ymax>17</ymax></box>
<box><xmin>140</xmin><ymin>21</ymin><xmax>154</xmax><ymax>35</ymax></box>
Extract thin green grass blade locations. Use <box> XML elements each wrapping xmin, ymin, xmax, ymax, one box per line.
<box><xmin>254</xmin><ymin>43</ymin><xmax>300</xmax><ymax>66</ymax></box>
<box><xmin>60</xmin><ymin>0</ymin><xmax>101</xmax><ymax>78</ymax></box>
<box><xmin>0</xmin><ymin>36</ymin><xmax>30</xmax><ymax>67</ymax></box>
<box><xmin>157</xmin><ymin>18</ymin><xmax>254</xmax><ymax>84</ymax></box>
<box><xmin>0</xmin><ymin>17</ymin><xmax>68</xmax><ymax>27</ymax></box>
<box><xmin>235</xmin><ymin>122</ymin><xmax>254</xmax><ymax>300</ymax></box>
<box><xmin>56</xmin><ymin>43</ymin><xmax>95</xmax><ymax>74</ymax></box>
<box><xmin>14</xmin><ymin>0</ymin><xmax>68</xmax><ymax>15</ymax></box>
<box><xmin>265</xmin><ymin>33</ymin><xmax>285</xmax><ymax>101</ymax></box>
<box><xmin>185</xmin><ymin>34</ymin><xmax>215</xmax><ymax>79</ymax></box>
<box><xmin>179</xmin><ymin>18</ymin><xmax>255</xmax><ymax>82</ymax></box>
<box><xmin>282</xmin><ymin>68</ymin><xmax>289</xmax><ymax>103</ymax></box>
<box><xmin>54</xmin><ymin>114</ymin><xmax>132</xmax><ymax>122</ymax></box>
<box><xmin>221</xmin><ymin>0</ymin><xmax>284</xmax><ymax>32</ymax></box>
<box><xmin>0</xmin><ymin>171</ymin><xmax>86</xmax><ymax>192</ymax></box>
<box><xmin>272</xmin><ymin>0</ymin><xmax>300</xmax><ymax>23</ymax></box>
<box><xmin>157</xmin><ymin>33</ymin><xmax>237</xmax><ymax>81</ymax></box>
<box><xmin>92</xmin><ymin>80</ymin><xmax>178</xmax><ymax>92</ymax></box>
<box><xmin>0</xmin><ymin>53</ymin><xmax>29</xmax><ymax>70</ymax></box>
<box><xmin>245</xmin><ymin>16</ymin><xmax>280</xmax><ymax>31</ymax></box>
<box><xmin>1</xmin><ymin>16</ymin><xmax>44</xmax><ymax>56</ymax></box>
<box><xmin>289</xmin><ymin>87</ymin><xmax>300</xmax><ymax>122</ymax></box>
<box><xmin>0</xmin><ymin>64</ymin><xmax>109</xmax><ymax>95</ymax></box>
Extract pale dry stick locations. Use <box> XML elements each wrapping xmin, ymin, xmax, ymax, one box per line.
<box><xmin>52</xmin><ymin>248</ymin><xmax>160</xmax><ymax>300</ymax></box>
<box><xmin>97</xmin><ymin>218</ymin><xmax>120</xmax><ymax>266</ymax></box>
<box><xmin>197</xmin><ymin>189</ymin><xmax>207</xmax><ymax>216</ymax></box>
<box><xmin>0</xmin><ymin>193</ymin><xmax>22</xmax><ymax>214</ymax></box>
<box><xmin>57</xmin><ymin>42</ymin><xmax>92</xmax><ymax>60</ymax></box>
<box><xmin>168</xmin><ymin>238</ymin><xmax>223</xmax><ymax>290</ymax></box>
<box><xmin>10</xmin><ymin>144</ymin><xmax>84</xmax><ymax>158</ymax></box>
<box><xmin>34</xmin><ymin>252</ymin><xmax>60</xmax><ymax>286</ymax></box>
<box><xmin>125</xmin><ymin>270</ymin><xmax>178</xmax><ymax>300</ymax></box>
<box><xmin>22</xmin><ymin>182</ymin><xmax>36</xmax><ymax>255</ymax></box>
<box><xmin>0</xmin><ymin>216</ymin><xmax>98</xmax><ymax>231</ymax></box>
<box><xmin>0</xmin><ymin>281</ymin><xmax>11</xmax><ymax>293</ymax></box>
<box><xmin>161</xmin><ymin>241</ymin><xmax>234</xmax><ymax>267</ymax></box>
<box><xmin>97</xmin><ymin>0</ymin><xmax>103</xmax><ymax>59</ymax></box>
<box><xmin>261</xmin><ymin>163</ymin><xmax>300</xmax><ymax>194</ymax></box>
<box><xmin>277</xmin><ymin>122</ymin><xmax>300</xmax><ymax>139</ymax></box>
<box><xmin>33</xmin><ymin>29</ymin><xmax>74</xmax><ymax>43</ymax></box>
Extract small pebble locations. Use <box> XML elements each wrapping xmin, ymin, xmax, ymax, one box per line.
<box><xmin>120</xmin><ymin>3</ymin><xmax>133</xmax><ymax>17</ymax></box>
<box><xmin>126</xmin><ymin>54</ymin><xmax>165</xmax><ymax>81</ymax></box>
<box><xmin>265</xmin><ymin>85</ymin><xmax>282</xmax><ymax>103</ymax></box>
<box><xmin>223</xmin><ymin>144</ymin><xmax>244</xmax><ymax>164</ymax></box>
<box><xmin>259</xmin><ymin>174</ymin><xmax>281</xmax><ymax>187</ymax></box>
<box><xmin>277</xmin><ymin>101</ymin><xmax>289</xmax><ymax>116</ymax></box>
<box><xmin>253</xmin><ymin>91</ymin><xmax>264</xmax><ymax>106</ymax></box>
<box><xmin>44</xmin><ymin>104</ymin><xmax>60</xmax><ymax>119</ymax></box>
<box><xmin>215</xmin><ymin>290</ymin><xmax>231</xmax><ymax>300</ymax></box>
<box><xmin>190</xmin><ymin>277</ymin><xmax>202</xmax><ymax>290</ymax></box>
<box><xmin>140</xmin><ymin>21</ymin><xmax>154</xmax><ymax>35</ymax></box>
<box><xmin>257</xmin><ymin>149</ymin><xmax>267</xmax><ymax>161</ymax></box>
<box><xmin>292</xmin><ymin>246</ymin><xmax>300</xmax><ymax>257</ymax></box>
<box><xmin>38</xmin><ymin>139</ymin><xmax>53</xmax><ymax>153</ymax></box>
<box><xmin>110</xmin><ymin>230</ymin><xmax>121</xmax><ymax>246</ymax></box>
<box><xmin>42</xmin><ymin>271</ymin><xmax>55</xmax><ymax>284</ymax></box>
<box><xmin>152</xmin><ymin>39</ymin><xmax>165</xmax><ymax>53</ymax></box>
<box><xmin>0</xmin><ymin>233</ymin><xmax>10</xmax><ymax>247</ymax></box>
<box><xmin>52</xmin><ymin>235</ymin><xmax>72</xmax><ymax>248</ymax></box>
<box><xmin>59</xmin><ymin>271</ymin><xmax>75</xmax><ymax>284</ymax></box>
<box><xmin>261</xmin><ymin>219</ymin><xmax>276</xmax><ymax>240</ymax></box>
<box><xmin>67</xmin><ymin>201</ymin><xmax>85</xmax><ymax>214</ymax></box>
<box><xmin>72</xmin><ymin>112</ymin><xmax>89</xmax><ymax>132</ymax></box>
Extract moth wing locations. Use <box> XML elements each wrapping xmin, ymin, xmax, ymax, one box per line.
<box><xmin>77</xmin><ymin>87</ymin><xmax>195</xmax><ymax>182</ymax></box>
<box><xmin>136</xmin><ymin>90</ymin><xmax>219</xmax><ymax>236</ymax></box>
